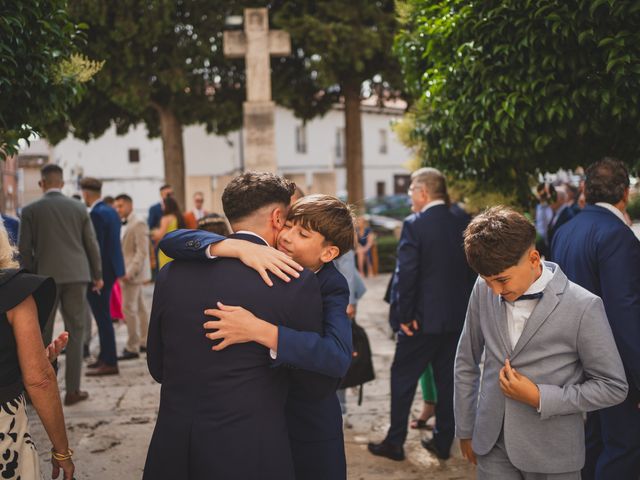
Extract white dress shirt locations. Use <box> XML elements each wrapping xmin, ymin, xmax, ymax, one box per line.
<box><xmin>420</xmin><ymin>199</ymin><xmax>446</xmax><ymax>212</ymax></box>
<box><xmin>504</xmin><ymin>265</ymin><xmax>554</xmax><ymax>349</ymax></box>
<box><xmin>595</xmin><ymin>202</ymin><xmax>627</xmax><ymax>224</ymax></box>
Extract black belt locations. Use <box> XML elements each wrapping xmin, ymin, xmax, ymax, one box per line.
<box><xmin>0</xmin><ymin>380</ymin><xmax>24</xmax><ymax>404</ymax></box>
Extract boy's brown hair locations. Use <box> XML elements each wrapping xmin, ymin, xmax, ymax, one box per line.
<box><xmin>463</xmin><ymin>206</ymin><xmax>536</xmax><ymax>276</ymax></box>
<box><xmin>288</xmin><ymin>194</ymin><xmax>355</xmax><ymax>257</ymax></box>
<box><xmin>222</xmin><ymin>172</ymin><xmax>295</xmax><ymax>223</ymax></box>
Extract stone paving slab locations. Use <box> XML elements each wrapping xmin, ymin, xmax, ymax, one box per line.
<box><xmin>28</xmin><ymin>275</ymin><xmax>476</xmax><ymax>479</ymax></box>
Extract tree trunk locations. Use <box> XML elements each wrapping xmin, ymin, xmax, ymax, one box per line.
<box><xmin>343</xmin><ymin>81</ymin><xmax>365</xmax><ymax>213</ymax></box>
<box><xmin>154</xmin><ymin>104</ymin><xmax>186</xmax><ymax>209</ymax></box>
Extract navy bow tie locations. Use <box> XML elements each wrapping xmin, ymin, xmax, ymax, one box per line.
<box><xmin>515</xmin><ymin>292</ymin><xmax>543</xmax><ymax>301</ymax></box>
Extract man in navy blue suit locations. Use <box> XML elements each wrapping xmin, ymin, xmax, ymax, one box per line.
<box><xmin>144</xmin><ymin>173</ymin><xmax>333</xmax><ymax>479</ymax></box>
<box><xmin>147</xmin><ymin>184</ymin><xmax>173</xmax><ymax>231</ymax></box>
<box><xmin>80</xmin><ymin>177</ymin><xmax>125</xmax><ymax>376</ymax></box>
<box><xmin>552</xmin><ymin>157</ymin><xmax>640</xmax><ymax>480</ymax></box>
<box><xmin>369</xmin><ymin>167</ymin><xmax>476</xmax><ymax>461</ymax></box>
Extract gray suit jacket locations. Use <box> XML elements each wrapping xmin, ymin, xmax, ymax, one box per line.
<box><xmin>18</xmin><ymin>191</ymin><xmax>102</xmax><ymax>284</ymax></box>
<box><xmin>121</xmin><ymin>214</ymin><xmax>150</xmax><ymax>284</ymax></box>
<box><xmin>454</xmin><ymin>262</ymin><xmax>627</xmax><ymax>473</ymax></box>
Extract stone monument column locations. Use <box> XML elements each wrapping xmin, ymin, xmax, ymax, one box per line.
<box><xmin>224</xmin><ymin>9</ymin><xmax>291</xmax><ymax>172</ymax></box>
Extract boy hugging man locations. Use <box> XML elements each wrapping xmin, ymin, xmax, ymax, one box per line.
<box><xmin>159</xmin><ymin>193</ymin><xmax>355</xmax><ymax>480</ymax></box>
<box><xmin>455</xmin><ymin>206</ymin><xmax>627</xmax><ymax>480</ymax></box>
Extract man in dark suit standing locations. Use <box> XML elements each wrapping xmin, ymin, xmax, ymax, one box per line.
<box><xmin>546</xmin><ymin>184</ymin><xmax>575</xmax><ymax>250</ymax></box>
<box><xmin>369</xmin><ymin>167</ymin><xmax>476</xmax><ymax>461</ymax></box>
<box><xmin>80</xmin><ymin>177</ymin><xmax>125</xmax><ymax>376</ymax></box>
<box><xmin>147</xmin><ymin>184</ymin><xmax>173</xmax><ymax>231</ymax></box>
<box><xmin>552</xmin><ymin>157</ymin><xmax>640</xmax><ymax>480</ymax></box>
<box><xmin>143</xmin><ymin>173</ymin><xmax>330</xmax><ymax>479</ymax></box>
<box><xmin>18</xmin><ymin>164</ymin><xmax>102</xmax><ymax>405</ymax></box>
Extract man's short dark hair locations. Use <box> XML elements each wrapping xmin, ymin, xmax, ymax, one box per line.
<box><xmin>41</xmin><ymin>164</ymin><xmax>63</xmax><ymax>184</ymax></box>
<box><xmin>160</xmin><ymin>184</ymin><xmax>172</xmax><ymax>191</ymax></box>
<box><xmin>115</xmin><ymin>194</ymin><xmax>133</xmax><ymax>203</ymax></box>
<box><xmin>464</xmin><ymin>206</ymin><xmax>536</xmax><ymax>276</ymax></box>
<box><xmin>222</xmin><ymin>172</ymin><xmax>295</xmax><ymax>223</ymax></box>
<box><xmin>585</xmin><ymin>157</ymin><xmax>629</xmax><ymax>205</ymax></box>
<box><xmin>79</xmin><ymin>177</ymin><xmax>102</xmax><ymax>193</ymax></box>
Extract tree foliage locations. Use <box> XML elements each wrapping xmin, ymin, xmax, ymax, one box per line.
<box><xmin>0</xmin><ymin>0</ymin><xmax>88</xmax><ymax>157</ymax></box>
<box><xmin>395</xmin><ymin>0</ymin><xmax>640</xmax><ymax>201</ymax></box>
<box><xmin>272</xmin><ymin>0</ymin><xmax>401</xmax><ymax>208</ymax></box>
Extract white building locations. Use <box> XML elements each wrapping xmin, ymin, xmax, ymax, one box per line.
<box><xmin>45</xmin><ymin>100</ymin><xmax>412</xmax><ymax>215</ymax></box>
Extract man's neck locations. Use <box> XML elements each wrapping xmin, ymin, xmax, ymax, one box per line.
<box><xmin>232</xmin><ymin>226</ymin><xmax>273</xmax><ymax>247</ymax></box>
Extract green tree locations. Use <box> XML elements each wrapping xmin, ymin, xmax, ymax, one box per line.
<box><xmin>0</xmin><ymin>0</ymin><xmax>88</xmax><ymax>158</ymax></box>
<box><xmin>395</xmin><ymin>0</ymin><xmax>640</xmax><ymax>203</ymax></box>
<box><xmin>47</xmin><ymin>1</ymin><xmax>246</xmax><ymax>207</ymax></box>
<box><xmin>273</xmin><ymin>0</ymin><xmax>401</xmax><ymax>210</ymax></box>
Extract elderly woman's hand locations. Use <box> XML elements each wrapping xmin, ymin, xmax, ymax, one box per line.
<box><xmin>46</xmin><ymin>332</ymin><xmax>69</xmax><ymax>363</ymax></box>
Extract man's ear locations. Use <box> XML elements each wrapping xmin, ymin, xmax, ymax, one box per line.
<box><xmin>529</xmin><ymin>247</ymin><xmax>541</xmax><ymax>267</ymax></box>
<box><xmin>320</xmin><ymin>245</ymin><xmax>340</xmax><ymax>264</ymax></box>
<box><xmin>623</xmin><ymin>187</ymin><xmax>630</xmax><ymax>206</ymax></box>
<box><xmin>271</xmin><ymin>206</ymin><xmax>284</xmax><ymax>230</ymax></box>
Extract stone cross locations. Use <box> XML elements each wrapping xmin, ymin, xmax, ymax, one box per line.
<box><xmin>224</xmin><ymin>8</ymin><xmax>291</xmax><ymax>172</ymax></box>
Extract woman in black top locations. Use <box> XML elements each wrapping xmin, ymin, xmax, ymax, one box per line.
<box><xmin>0</xmin><ymin>223</ymin><xmax>74</xmax><ymax>479</ymax></box>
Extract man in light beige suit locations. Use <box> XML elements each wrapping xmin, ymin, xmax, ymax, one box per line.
<box><xmin>114</xmin><ymin>194</ymin><xmax>151</xmax><ymax>360</ymax></box>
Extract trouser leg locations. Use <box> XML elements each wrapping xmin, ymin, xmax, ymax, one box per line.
<box><xmin>87</xmin><ymin>279</ymin><xmax>118</xmax><ymax>366</ymax></box>
<box><xmin>83</xmin><ymin>296</ymin><xmax>93</xmax><ymax>349</ymax></box>
<box><xmin>58</xmin><ymin>283</ymin><xmax>88</xmax><ymax>393</ymax></box>
<box><xmin>477</xmin><ymin>432</ymin><xmax>522</xmax><ymax>480</ymax></box>
<box><xmin>385</xmin><ymin>334</ymin><xmax>436</xmax><ymax>446</ymax></box>
<box><xmin>430</xmin><ymin>333</ymin><xmax>459</xmax><ymax>455</ymax></box>
<box><xmin>582</xmin><ymin>412</ymin><xmax>602</xmax><ymax>480</ymax></box>
<box><xmin>122</xmin><ymin>282</ymin><xmax>141</xmax><ymax>353</ymax></box>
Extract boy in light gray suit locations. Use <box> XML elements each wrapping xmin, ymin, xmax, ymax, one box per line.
<box><xmin>455</xmin><ymin>207</ymin><xmax>627</xmax><ymax>479</ymax></box>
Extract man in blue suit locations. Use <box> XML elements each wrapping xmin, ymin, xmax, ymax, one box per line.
<box><xmin>144</xmin><ymin>173</ymin><xmax>333</xmax><ymax>479</ymax></box>
<box><xmin>369</xmin><ymin>167</ymin><xmax>476</xmax><ymax>461</ymax></box>
<box><xmin>147</xmin><ymin>184</ymin><xmax>173</xmax><ymax>231</ymax></box>
<box><xmin>80</xmin><ymin>177</ymin><xmax>125</xmax><ymax>376</ymax></box>
<box><xmin>552</xmin><ymin>157</ymin><xmax>640</xmax><ymax>480</ymax></box>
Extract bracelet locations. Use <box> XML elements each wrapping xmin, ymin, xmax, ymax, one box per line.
<box><xmin>51</xmin><ymin>448</ymin><xmax>73</xmax><ymax>461</ymax></box>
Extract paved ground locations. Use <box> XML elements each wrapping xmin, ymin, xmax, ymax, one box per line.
<box><xmin>29</xmin><ymin>273</ymin><xmax>475</xmax><ymax>479</ymax></box>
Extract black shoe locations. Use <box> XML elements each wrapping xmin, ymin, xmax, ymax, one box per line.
<box><xmin>367</xmin><ymin>441</ymin><xmax>405</xmax><ymax>461</ymax></box>
<box><xmin>118</xmin><ymin>350</ymin><xmax>140</xmax><ymax>361</ymax></box>
<box><xmin>83</xmin><ymin>345</ymin><xmax>90</xmax><ymax>359</ymax></box>
<box><xmin>140</xmin><ymin>346</ymin><xmax>147</xmax><ymax>353</ymax></box>
<box><xmin>87</xmin><ymin>359</ymin><xmax>103</xmax><ymax>369</ymax></box>
<box><xmin>421</xmin><ymin>438</ymin><xmax>450</xmax><ymax>460</ymax></box>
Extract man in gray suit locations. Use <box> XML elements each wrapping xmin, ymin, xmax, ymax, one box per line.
<box><xmin>18</xmin><ymin>164</ymin><xmax>102</xmax><ymax>406</ymax></box>
<box><xmin>455</xmin><ymin>207</ymin><xmax>627</xmax><ymax>479</ymax></box>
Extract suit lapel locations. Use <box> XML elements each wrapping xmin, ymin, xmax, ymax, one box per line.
<box><xmin>510</xmin><ymin>265</ymin><xmax>567</xmax><ymax>359</ymax></box>
<box><xmin>494</xmin><ymin>296</ymin><xmax>513</xmax><ymax>357</ymax></box>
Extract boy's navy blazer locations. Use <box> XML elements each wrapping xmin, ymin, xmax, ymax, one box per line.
<box><xmin>89</xmin><ymin>201</ymin><xmax>125</xmax><ymax>282</ymax></box>
<box><xmin>389</xmin><ymin>204</ymin><xmax>476</xmax><ymax>333</ymax></box>
<box><xmin>551</xmin><ymin>204</ymin><xmax>640</xmax><ymax>393</ymax></box>
<box><xmin>144</xmin><ymin>233</ymin><xmax>331</xmax><ymax>480</ymax></box>
<box><xmin>159</xmin><ymin>229</ymin><xmax>352</xmax><ymax>480</ymax></box>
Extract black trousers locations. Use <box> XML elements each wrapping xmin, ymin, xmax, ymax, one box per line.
<box><xmin>385</xmin><ymin>331</ymin><xmax>460</xmax><ymax>454</ymax></box>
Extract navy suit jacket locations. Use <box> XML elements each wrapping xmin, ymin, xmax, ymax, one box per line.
<box><xmin>1</xmin><ymin>214</ymin><xmax>19</xmax><ymax>245</ymax></box>
<box><xmin>147</xmin><ymin>202</ymin><xmax>163</xmax><ymax>230</ymax></box>
<box><xmin>551</xmin><ymin>205</ymin><xmax>640</xmax><ymax>394</ymax></box>
<box><xmin>389</xmin><ymin>204</ymin><xmax>476</xmax><ymax>334</ymax></box>
<box><xmin>89</xmin><ymin>201</ymin><xmax>125</xmax><ymax>283</ymax></box>
<box><xmin>547</xmin><ymin>205</ymin><xmax>575</xmax><ymax>248</ymax></box>
<box><xmin>144</xmin><ymin>233</ymin><xmax>329</xmax><ymax>480</ymax></box>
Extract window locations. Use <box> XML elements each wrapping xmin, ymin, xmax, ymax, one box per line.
<box><xmin>376</xmin><ymin>181</ymin><xmax>386</xmax><ymax>197</ymax></box>
<box><xmin>335</xmin><ymin>127</ymin><xmax>345</xmax><ymax>166</ymax></box>
<box><xmin>394</xmin><ymin>174</ymin><xmax>411</xmax><ymax>195</ymax></box>
<box><xmin>379</xmin><ymin>129</ymin><xmax>388</xmax><ymax>154</ymax></box>
<box><xmin>128</xmin><ymin>148</ymin><xmax>140</xmax><ymax>163</ymax></box>
<box><xmin>295</xmin><ymin>125</ymin><xmax>307</xmax><ymax>154</ymax></box>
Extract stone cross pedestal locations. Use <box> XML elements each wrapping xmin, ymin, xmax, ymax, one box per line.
<box><xmin>224</xmin><ymin>8</ymin><xmax>291</xmax><ymax>172</ymax></box>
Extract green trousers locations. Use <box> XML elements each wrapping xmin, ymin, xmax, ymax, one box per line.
<box><xmin>420</xmin><ymin>363</ymin><xmax>438</xmax><ymax>403</ymax></box>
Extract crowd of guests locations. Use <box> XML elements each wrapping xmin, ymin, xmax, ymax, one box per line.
<box><xmin>0</xmin><ymin>157</ymin><xmax>638</xmax><ymax>479</ymax></box>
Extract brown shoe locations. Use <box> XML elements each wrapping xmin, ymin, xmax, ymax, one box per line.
<box><xmin>87</xmin><ymin>360</ymin><xmax>103</xmax><ymax>369</ymax></box>
<box><xmin>64</xmin><ymin>390</ymin><xmax>89</xmax><ymax>406</ymax></box>
<box><xmin>86</xmin><ymin>365</ymin><xmax>119</xmax><ymax>376</ymax></box>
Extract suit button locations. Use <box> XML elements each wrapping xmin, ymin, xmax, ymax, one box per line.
<box><xmin>194</xmin><ymin>241</ymin><xmax>201</xmax><ymax>248</ymax></box>
<box><xmin>186</xmin><ymin>240</ymin><xmax>193</xmax><ymax>247</ymax></box>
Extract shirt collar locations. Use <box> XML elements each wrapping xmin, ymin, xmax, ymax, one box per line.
<box><xmin>420</xmin><ymin>199</ymin><xmax>446</xmax><ymax>213</ymax></box>
<box><xmin>595</xmin><ymin>202</ymin><xmax>627</xmax><ymax>224</ymax></box>
<box><xmin>234</xmin><ymin>230</ymin><xmax>270</xmax><ymax>246</ymax></box>
<box><xmin>44</xmin><ymin>188</ymin><xmax>62</xmax><ymax>194</ymax></box>
<box><xmin>524</xmin><ymin>264</ymin><xmax>554</xmax><ymax>295</ymax></box>
<box><xmin>88</xmin><ymin>198</ymin><xmax>102</xmax><ymax>213</ymax></box>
